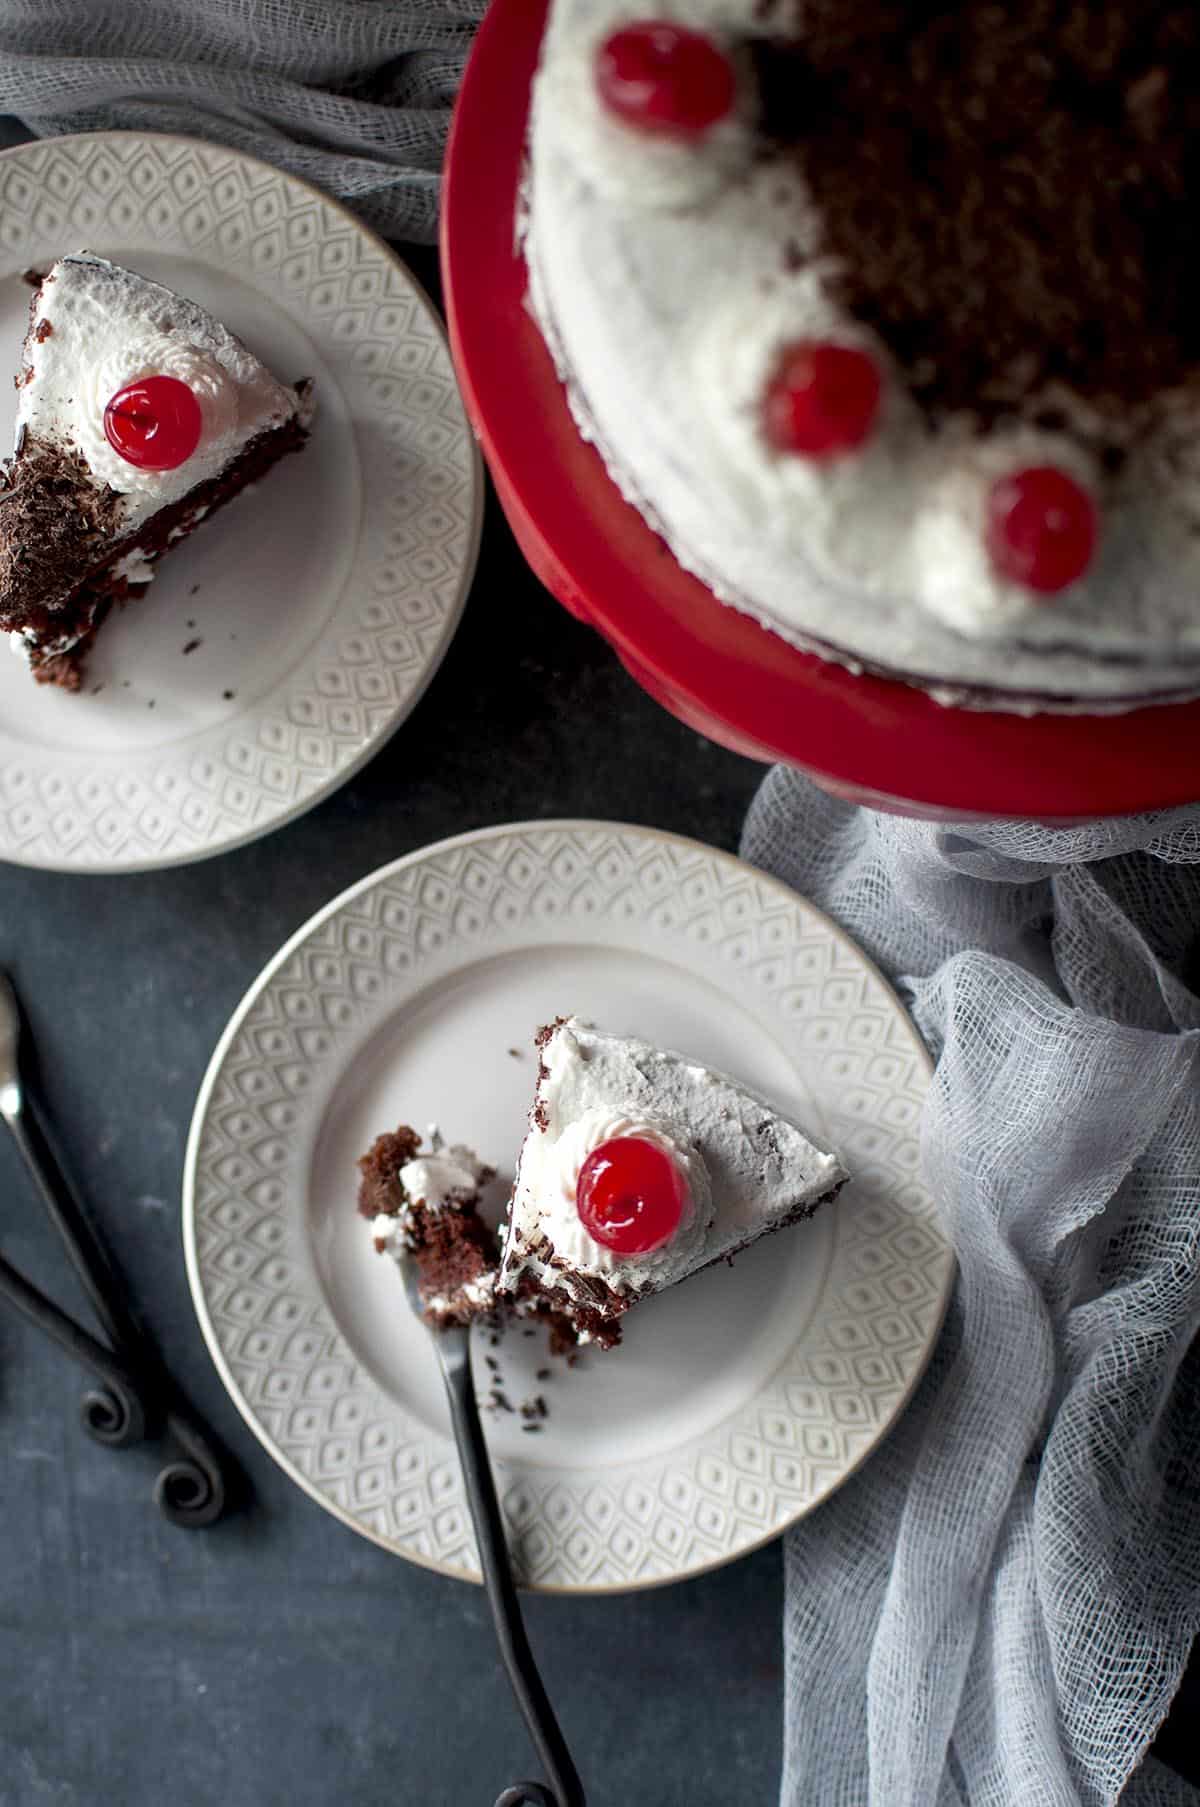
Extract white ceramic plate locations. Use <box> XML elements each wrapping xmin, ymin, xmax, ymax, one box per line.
<box><xmin>0</xmin><ymin>133</ymin><xmax>481</xmax><ymax>871</ymax></box>
<box><xmin>184</xmin><ymin>820</ymin><xmax>953</xmax><ymax>1591</ymax></box>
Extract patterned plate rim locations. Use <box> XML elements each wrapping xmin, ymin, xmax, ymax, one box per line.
<box><xmin>0</xmin><ymin>131</ymin><xmax>483</xmax><ymax>873</ymax></box>
<box><xmin>183</xmin><ymin>820</ymin><xmax>954</xmax><ymax>1593</ymax></box>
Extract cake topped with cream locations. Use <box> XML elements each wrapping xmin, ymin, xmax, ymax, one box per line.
<box><xmin>498</xmin><ymin>1017</ymin><xmax>847</xmax><ymax>1347</ymax></box>
<box><xmin>0</xmin><ymin>252</ymin><xmax>311</xmax><ymax>687</ymax></box>
<box><xmin>525</xmin><ymin>1</ymin><xmax>1200</xmax><ymax>705</ymax></box>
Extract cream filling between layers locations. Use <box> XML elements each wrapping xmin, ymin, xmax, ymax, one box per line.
<box><xmin>366</xmin><ymin>1138</ymin><xmax>498</xmax><ymax>1315</ymax></box>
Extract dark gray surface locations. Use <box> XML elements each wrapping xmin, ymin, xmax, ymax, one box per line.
<box><xmin>0</xmin><ymin>393</ymin><xmax>777</xmax><ymax>1805</ymax></box>
<box><xmin>0</xmin><ymin>220</ymin><xmax>1195</xmax><ymax>1806</ymax></box>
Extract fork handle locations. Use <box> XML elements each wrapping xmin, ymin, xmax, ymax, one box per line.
<box><xmin>5</xmin><ymin>1095</ymin><xmax>145</xmax><ymax>1359</ymax></box>
<box><xmin>439</xmin><ymin>1348</ymin><xmax>585</xmax><ymax>1807</ymax></box>
<box><xmin>3</xmin><ymin>1092</ymin><xmax>236</xmax><ymax>1526</ymax></box>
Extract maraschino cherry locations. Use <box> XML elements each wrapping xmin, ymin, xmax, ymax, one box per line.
<box><xmin>763</xmin><ymin>341</ymin><xmax>882</xmax><ymax>459</ymax></box>
<box><xmin>985</xmin><ymin>465</ymin><xmax>1097</xmax><ymax>594</ymax></box>
<box><xmin>576</xmin><ymin>1135</ymin><xmax>687</xmax><ymax>1255</ymax></box>
<box><xmin>103</xmin><ymin>375</ymin><xmax>203</xmax><ymax>471</ymax></box>
<box><xmin>595</xmin><ymin>21</ymin><xmax>736</xmax><ymax>140</ymax></box>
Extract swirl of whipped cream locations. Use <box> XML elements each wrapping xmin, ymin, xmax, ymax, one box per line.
<box><xmin>534</xmin><ymin>5</ymin><xmax>755</xmax><ymax>212</ymax></box>
<box><xmin>75</xmin><ymin>337</ymin><xmax>239</xmax><ymax>495</ymax></box>
<box><xmin>531</xmin><ymin>1105</ymin><xmax>714</xmax><ymax>1289</ymax></box>
<box><xmin>693</xmin><ymin>269</ymin><xmax>926</xmax><ymax>589</ymax></box>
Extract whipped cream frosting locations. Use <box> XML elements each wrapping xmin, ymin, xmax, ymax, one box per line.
<box><xmin>16</xmin><ymin>253</ymin><xmax>309</xmax><ymax>536</ymax></box>
<box><xmin>525</xmin><ymin>0</ymin><xmax>1200</xmax><ymax>704</ymax></box>
<box><xmin>499</xmin><ymin>1018</ymin><xmax>846</xmax><ymax>1329</ymax></box>
<box><xmin>510</xmin><ymin>1097</ymin><xmax>713</xmax><ymax>1294</ymax></box>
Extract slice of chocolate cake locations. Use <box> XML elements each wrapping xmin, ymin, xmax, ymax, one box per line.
<box><xmin>496</xmin><ymin>1017</ymin><xmax>849</xmax><ymax>1349</ymax></box>
<box><xmin>357</xmin><ymin>1125</ymin><xmax>500</xmax><ymax>1330</ymax></box>
<box><xmin>0</xmin><ymin>251</ymin><xmax>312</xmax><ymax>688</ymax></box>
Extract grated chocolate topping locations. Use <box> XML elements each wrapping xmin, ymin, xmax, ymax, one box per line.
<box><xmin>752</xmin><ymin>2</ymin><xmax>1200</xmax><ymax>433</ymax></box>
<box><xmin>0</xmin><ymin>436</ymin><xmax>125</xmax><ymax>624</ymax></box>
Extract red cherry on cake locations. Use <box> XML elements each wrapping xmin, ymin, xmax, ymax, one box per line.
<box><xmin>763</xmin><ymin>341</ymin><xmax>883</xmax><ymax>460</ymax></box>
<box><xmin>595</xmin><ymin>21</ymin><xmax>736</xmax><ymax>140</ymax></box>
<box><xmin>576</xmin><ymin>1135</ymin><xmax>688</xmax><ymax>1255</ymax></box>
<box><xmin>103</xmin><ymin>375</ymin><xmax>203</xmax><ymax>471</ymax></box>
<box><xmin>985</xmin><ymin>465</ymin><xmax>1097</xmax><ymax>594</ymax></box>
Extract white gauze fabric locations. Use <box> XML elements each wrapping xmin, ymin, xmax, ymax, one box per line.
<box><xmin>742</xmin><ymin>769</ymin><xmax>1200</xmax><ymax>1807</ymax></box>
<box><xmin>0</xmin><ymin>0</ymin><xmax>488</xmax><ymax>242</ymax></box>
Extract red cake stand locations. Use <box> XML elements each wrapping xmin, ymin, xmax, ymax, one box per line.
<box><xmin>441</xmin><ymin>0</ymin><xmax>1200</xmax><ymax>820</ymax></box>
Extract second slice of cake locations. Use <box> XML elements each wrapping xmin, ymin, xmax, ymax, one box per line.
<box><xmin>1</xmin><ymin>251</ymin><xmax>312</xmax><ymax>687</ymax></box>
<box><xmin>497</xmin><ymin>1017</ymin><xmax>848</xmax><ymax>1348</ymax></box>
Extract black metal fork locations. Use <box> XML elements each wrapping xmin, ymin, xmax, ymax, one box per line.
<box><xmin>0</xmin><ymin>968</ymin><xmax>233</xmax><ymax>1526</ymax></box>
<box><xmin>403</xmin><ymin>1262</ymin><xmax>585</xmax><ymax>1807</ymax></box>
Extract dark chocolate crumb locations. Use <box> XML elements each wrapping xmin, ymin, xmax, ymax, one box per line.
<box><xmin>536</xmin><ymin>1368</ymin><xmax>551</xmax><ymax>1382</ymax></box>
<box><xmin>522</xmin><ymin>1328</ymin><xmax>535</xmax><ymax>1338</ymax></box>
<box><xmin>221</xmin><ymin>689</ymin><xmax>235</xmax><ymax>701</ymax></box>
<box><xmin>20</xmin><ymin>269</ymin><xmax>44</xmax><ymax>288</ymax></box>
<box><xmin>33</xmin><ymin>319</ymin><xmax>51</xmax><ymax>343</ymax></box>
<box><xmin>484</xmin><ymin>1355</ymin><xmax>499</xmax><ymax>1372</ymax></box>
<box><xmin>534</xmin><ymin>1395</ymin><xmax>548</xmax><ymax>1419</ymax></box>
<box><xmin>521</xmin><ymin>1422</ymin><xmax>543</xmax><ymax>1434</ymax></box>
<box><xmin>507</xmin><ymin>1048</ymin><xmax>523</xmax><ymax>1059</ymax></box>
<box><xmin>189</xmin><ymin>584</ymin><xmax>200</xmax><ymax>596</ymax></box>
<box><xmin>89</xmin><ymin>682</ymin><xmax>104</xmax><ymax>695</ymax></box>
<box><xmin>147</xmin><ymin>698</ymin><xmax>156</xmax><ymax>709</ymax></box>
<box><xmin>181</xmin><ymin>638</ymin><xmax>201</xmax><ymax>655</ymax></box>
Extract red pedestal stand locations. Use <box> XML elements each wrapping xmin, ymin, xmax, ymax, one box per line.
<box><xmin>441</xmin><ymin>0</ymin><xmax>1200</xmax><ymax>820</ymax></box>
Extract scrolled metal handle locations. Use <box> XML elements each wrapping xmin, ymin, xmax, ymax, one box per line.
<box><xmin>153</xmin><ymin>1456</ymin><xmax>225</xmax><ymax>1529</ymax></box>
<box><xmin>80</xmin><ymin>1379</ymin><xmax>147</xmax><ymax>1448</ymax></box>
<box><xmin>494</xmin><ymin>1786</ymin><xmax>557</xmax><ymax>1807</ymax></box>
<box><xmin>151</xmin><ymin>1405</ymin><xmax>231</xmax><ymax>1528</ymax></box>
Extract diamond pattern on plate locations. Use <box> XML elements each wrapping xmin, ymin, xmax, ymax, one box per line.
<box><xmin>187</xmin><ymin>824</ymin><xmax>954</xmax><ymax>1591</ymax></box>
<box><xmin>0</xmin><ymin>134</ymin><xmax>479</xmax><ymax>870</ymax></box>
